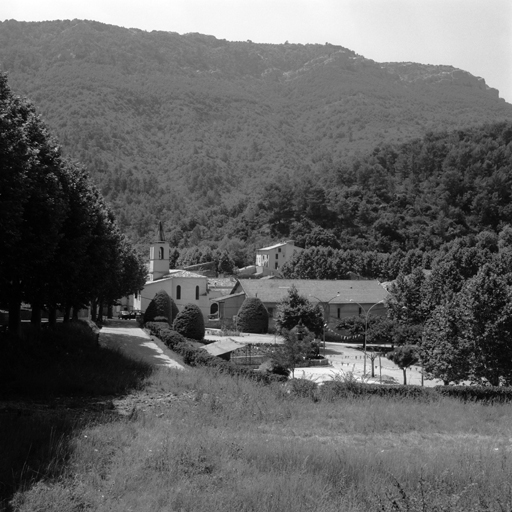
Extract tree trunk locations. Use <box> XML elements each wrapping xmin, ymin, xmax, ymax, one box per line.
<box><xmin>48</xmin><ymin>307</ymin><xmax>57</xmax><ymax>328</ymax></box>
<box><xmin>63</xmin><ymin>304</ymin><xmax>71</xmax><ymax>323</ymax></box>
<box><xmin>8</xmin><ymin>296</ymin><xmax>21</xmax><ymax>337</ymax></box>
<box><xmin>8</xmin><ymin>279</ymin><xmax>22</xmax><ymax>336</ymax></box>
<box><xmin>31</xmin><ymin>302</ymin><xmax>42</xmax><ymax>330</ymax></box>
<box><xmin>403</xmin><ymin>368</ymin><xmax>407</xmax><ymax>385</ymax></box>
<box><xmin>487</xmin><ymin>374</ymin><xmax>500</xmax><ymax>387</ymax></box>
<box><xmin>91</xmin><ymin>300</ymin><xmax>97</xmax><ymax>322</ymax></box>
<box><xmin>97</xmin><ymin>299</ymin><xmax>104</xmax><ymax>322</ymax></box>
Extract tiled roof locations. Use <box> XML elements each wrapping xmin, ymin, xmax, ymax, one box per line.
<box><xmin>202</xmin><ymin>338</ymin><xmax>247</xmax><ymax>357</ymax></box>
<box><xmin>236</xmin><ymin>279</ymin><xmax>389</xmax><ymax>304</ymax></box>
<box><xmin>166</xmin><ymin>269</ymin><xmax>207</xmax><ymax>278</ymax></box>
<box><xmin>257</xmin><ymin>242</ymin><xmax>296</xmax><ymax>251</ymax></box>
<box><xmin>210</xmin><ymin>292</ymin><xmax>245</xmax><ymax>303</ymax></box>
<box><xmin>208</xmin><ymin>277</ymin><xmax>237</xmax><ymax>288</ymax></box>
<box><xmin>145</xmin><ymin>269</ymin><xmax>207</xmax><ymax>285</ymax></box>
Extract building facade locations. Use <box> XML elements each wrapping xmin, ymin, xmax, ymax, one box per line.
<box><xmin>255</xmin><ymin>241</ymin><xmax>303</xmax><ymax>276</ymax></box>
<box><xmin>211</xmin><ymin>279</ymin><xmax>389</xmax><ymax>331</ymax></box>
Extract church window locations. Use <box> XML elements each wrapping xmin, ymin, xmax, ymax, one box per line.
<box><xmin>195</xmin><ymin>286</ymin><xmax>199</xmax><ymax>300</ymax></box>
<box><xmin>176</xmin><ymin>285</ymin><xmax>181</xmax><ymax>300</ymax></box>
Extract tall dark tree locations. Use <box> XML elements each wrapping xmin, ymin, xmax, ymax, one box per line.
<box><xmin>0</xmin><ymin>73</ymin><xmax>67</xmax><ymax>333</ymax></box>
<box><xmin>275</xmin><ymin>285</ymin><xmax>324</xmax><ymax>336</ymax></box>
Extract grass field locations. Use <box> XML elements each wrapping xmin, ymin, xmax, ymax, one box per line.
<box><xmin>2</xmin><ymin>324</ymin><xmax>512</xmax><ymax>511</ymax></box>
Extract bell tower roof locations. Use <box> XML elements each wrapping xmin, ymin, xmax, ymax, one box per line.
<box><xmin>156</xmin><ymin>221</ymin><xmax>166</xmax><ymax>243</ymax></box>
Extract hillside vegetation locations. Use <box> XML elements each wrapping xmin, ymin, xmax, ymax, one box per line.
<box><xmin>1</xmin><ymin>19</ymin><xmax>512</xmax><ymax>256</ymax></box>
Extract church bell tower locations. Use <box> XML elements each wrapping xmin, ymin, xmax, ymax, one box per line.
<box><xmin>149</xmin><ymin>221</ymin><xmax>169</xmax><ymax>281</ymax></box>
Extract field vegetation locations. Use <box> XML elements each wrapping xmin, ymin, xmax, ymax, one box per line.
<box><xmin>2</xmin><ymin>323</ymin><xmax>512</xmax><ymax>511</ymax></box>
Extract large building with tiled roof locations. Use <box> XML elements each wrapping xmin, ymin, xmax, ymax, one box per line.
<box><xmin>210</xmin><ymin>279</ymin><xmax>388</xmax><ymax>330</ymax></box>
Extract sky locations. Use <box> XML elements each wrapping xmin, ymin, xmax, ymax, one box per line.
<box><xmin>3</xmin><ymin>0</ymin><xmax>512</xmax><ymax>102</ymax></box>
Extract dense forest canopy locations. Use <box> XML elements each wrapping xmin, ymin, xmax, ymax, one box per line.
<box><xmin>1</xmin><ymin>19</ymin><xmax>512</xmax><ymax>260</ymax></box>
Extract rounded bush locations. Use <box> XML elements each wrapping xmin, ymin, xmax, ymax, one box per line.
<box><xmin>173</xmin><ymin>303</ymin><xmax>205</xmax><ymax>340</ymax></box>
<box><xmin>259</xmin><ymin>359</ymin><xmax>290</xmax><ymax>377</ymax></box>
<box><xmin>143</xmin><ymin>290</ymin><xmax>178</xmax><ymax>325</ymax></box>
<box><xmin>237</xmin><ymin>297</ymin><xmax>268</xmax><ymax>333</ymax></box>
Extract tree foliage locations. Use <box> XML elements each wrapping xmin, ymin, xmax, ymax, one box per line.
<box><xmin>143</xmin><ymin>290</ymin><xmax>176</xmax><ymax>325</ymax></box>
<box><xmin>421</xmin><ymin>264</ymin><xmax>512</xmax><ymax>385</ymax></box>
<box><xmin>275</xmin><ymin>285</ymin><xmax>324</xmax><ymax>336</ymax></box>
<box><xmin>173</xmin><ymin>303</ymin><xmax>205</xmax><ymax>341</ymax></box>
<box><xmin>0</xmin><ymin>73</ymin><xmax>145</xmax><ymax>332</ymax></box>
<box><xmin>236</xmin><ymin>297</ymin><xmax>268</xmax><ymax>333</ymax></box>
<box><xmin>386</xmin><ymin>345</ymin><xmax>419</xmax><ymax>385</ymax></box>
<box><xmin>270</xmin><ymin>323</ymin><xmax>318</xmax><ymax>377</ymax></box>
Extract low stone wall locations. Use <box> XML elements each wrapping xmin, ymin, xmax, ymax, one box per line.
<box><xmin>296</xmin><ymin>358</ymin><xmax>330</xmax><ymax>368</ymax></box>
<box><xmin>231</xmin><ymin>355</ymin><xmax>268</xmax><ymax>366</ymax></box>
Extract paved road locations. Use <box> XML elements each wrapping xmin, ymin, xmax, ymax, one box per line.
<box><xmin>206</xmin><ymin>329</ymin><xmax>443</xmax><ymax>386</ymax></box>
<box><xmin>100</xmin><ymin>320</ymin><xmax>185</xmax><ymax>370</ymax></box>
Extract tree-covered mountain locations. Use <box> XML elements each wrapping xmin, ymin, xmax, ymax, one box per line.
<box><xmin>1</xmin><ymin>19</ymin><xmax>512</xmax><ymax>258</ymax></box>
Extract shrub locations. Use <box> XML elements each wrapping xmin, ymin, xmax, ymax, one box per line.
<box><xmin>173</xmin><ymin>303</ymin><xmax>205</xmax><ymax>340</ymax></box>
<box><xmin>287</xmin><ymin>378</ymin><xmax>319</xmax><ymax>400</ymax></box>
<box><xmin>258</xmin><ymin>359</ymin><xmax>290</xmax><ymax>377</ymax></box>
<box><xmin>237</xmin><ymin>297</ymin><xmax>268</xmax><ymax>333</ymax></box>
<box><xmin>434</xmin><ymin>385</ymin><xmax>512</xmax><ymax>404</ymax></box>
<box><xmin>143</xmin><ymin>290</ymin><xmax>178</xmax><ymax>325</ymax></box>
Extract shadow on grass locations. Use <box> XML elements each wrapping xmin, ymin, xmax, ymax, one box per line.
<box><xmin>0</xmin><ymin>322</ymin><xmax>154</xmax><ymax>510</ymax></box>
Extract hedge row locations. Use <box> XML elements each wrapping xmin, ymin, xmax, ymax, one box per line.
<box><xmin>145</xmin><ymin>322</ymin><xmax>286</xmax><ymax>385</ymax></box>
<box><xmin>298</xmin><ymin>380</ymin><xmax>512</xmax><ymax>404</ymax></box>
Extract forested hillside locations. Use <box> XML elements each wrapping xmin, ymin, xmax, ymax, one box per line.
<box><xmin>1</xmin><ymin>19</ymin><xmax>512</xmax><ymax>261</ymax></box>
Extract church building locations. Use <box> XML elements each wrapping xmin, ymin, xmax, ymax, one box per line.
<box><xmin>131</xmin><ymin>222</ymin><xmax>212</xmax><ymax>319</ymax></box>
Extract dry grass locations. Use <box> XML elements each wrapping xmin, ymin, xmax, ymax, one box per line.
<box><xmin>5</xmin><ymin>363</ymin><xmax>512</xmax><ymax>512</ymax></box>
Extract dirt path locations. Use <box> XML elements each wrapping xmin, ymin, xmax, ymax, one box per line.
<box><xmin>99</xmin><ymin>319</ymin><xmax>185</xmax><ymax>370</ymax></box>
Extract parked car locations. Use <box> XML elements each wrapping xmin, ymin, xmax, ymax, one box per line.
<box><xmin>119</xmin><ymin>310</ymin><xmax>130</xmax><ymax>320</ymax></box>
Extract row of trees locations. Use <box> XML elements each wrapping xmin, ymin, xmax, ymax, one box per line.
<box><xmin>282</xmin><ymin>227</ymin><xmax>512</xmax><ymax>282</ymax></box>
<box><xmin>0</xmin><ymin>74</ymin><xmax>146</xmax><ymax>334</ymax></box>
<box><xmin>388</xmin><ymin>258</ymin><xmax>512</xmax><ymax>386</ymax></box>
<box><xmin>273</xmin><ymin>253</ymin><xmax>512</xmax><ymax>386</ymax></box>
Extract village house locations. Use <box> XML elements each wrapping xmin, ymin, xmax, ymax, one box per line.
<box><xmin>210</xmin><ymin>278</ymin><xmax>389</xmax><ymax>331</ymax></box>
<box><xmin>239</xmin><ymin>241</ymin><xmax>303</xmax><ymax>277</ymax></box>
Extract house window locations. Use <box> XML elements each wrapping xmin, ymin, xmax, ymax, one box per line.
<box><xmin>159</xmin><ymin>247</ymin><xmax>164</xmax><ymax>259</ymax></box>
<box><xmin>275</xmin><ymin>254</ymin><xmax>278</xmax><ymax>259</ymax></box>
<box><xmin>176</xmin><ymin>285</ymin><xmax>181</xmax><ymax>300</ymax></box>
<box><xmin>268</xmin><ymin>307</ymin><xmax>274</xmax><ymax>317</ymax></box>
<box><xmin>275</xmin><ymin>262</ymin><xmax>278</xmax><ymax>269</ymax></box>
<box><xmin>278</xmin><ymin>248</ymin><xmax>281</xmax><ymax>253</ymax></box>
<box><xmin>337</xmin><ymin>308</ymin><xmax>341</xmax><ymax>319</ymax></box>
<box><xmin>359</xmin><ymin>307</ymin><xmax>362</xmax><ymax>316</ymax></box>
<box><xmin>195</xmin><ymin>286</ymin><xmax>199</xmax><ymax>300</ymax></box>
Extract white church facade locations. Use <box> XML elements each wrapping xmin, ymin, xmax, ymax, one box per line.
<box><xmin>126</xmin><ymin>222</ymin><xmax>214</xmax><ymax>320</ymax></box>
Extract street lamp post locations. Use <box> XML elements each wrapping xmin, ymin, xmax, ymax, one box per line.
<box><xmin>349</xmin><ymin>299</ymin><xmax>385</xmax><ymax>378</ymax></box>
<box><xmin>309</xmin><ymin>293</ymin><xmax>340</xmax><ymax>354</ymax></box>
